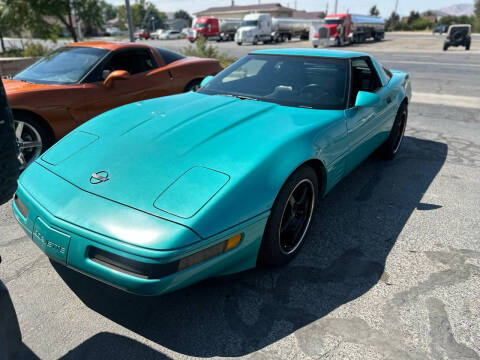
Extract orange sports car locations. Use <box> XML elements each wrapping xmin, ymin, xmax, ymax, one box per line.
<box><xmin>5</xmin><ymin>41</ymin><xmax>222</xmax><ymax>168</ymax></box>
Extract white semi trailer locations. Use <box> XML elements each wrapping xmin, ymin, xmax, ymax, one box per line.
<box><xmin>235</xmin><ymin>13</ymin><xmax>323</xmax><ymax>45</ymax></box>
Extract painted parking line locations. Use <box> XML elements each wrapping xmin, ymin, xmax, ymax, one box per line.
<box><xmin>412</xmin><ymin>92</ymin><xmax>480</xmax><ymax>109</ymax></box>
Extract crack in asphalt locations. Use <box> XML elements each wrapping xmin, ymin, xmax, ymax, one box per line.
<box><xmin>2</xmin><ymin>255</ymin><xmax>47</xmax><ymax>284</ymax></box>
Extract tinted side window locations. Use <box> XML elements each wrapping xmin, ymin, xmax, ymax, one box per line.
<box><xmin>102</xmin><ymin>49</ymin><xmax>157</xmax><ymax>78</ymax></box>
<box><xmin>380</xmin><ymin>66</ymin><xmax>392</xmax><ymax>84</ymax></box>
<box><xmin>156</xmin><ymin>48</ymin><xmax>185</xmax><ymax>65</ymax></box>
<box><xmin>350</xmin><ymin>57</ymin><xmax>382</xmax><ymax>106</ymax></box>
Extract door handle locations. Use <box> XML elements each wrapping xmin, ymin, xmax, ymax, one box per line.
<box><xmin>386</xmin><ymin>97</ymin><xmax>392</xmax><ymax>104</ymax></box>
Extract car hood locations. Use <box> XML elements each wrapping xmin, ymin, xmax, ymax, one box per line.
<box><xmin>3</xmin><ymin>78</ymin><xmax>59</xmax><ymax>94</ymax></box>
<box><xmin>38</xmin><ymin>92</ymin><xmax>342</xmax><ymax>237</ymax></box>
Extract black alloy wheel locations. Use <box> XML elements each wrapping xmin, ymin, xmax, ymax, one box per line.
<box><xmin>258</xmin><ymin>166</ymin><xmax>318</xmax><ymax>266</ymax></box>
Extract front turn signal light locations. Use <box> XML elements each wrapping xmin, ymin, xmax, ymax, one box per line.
<box><xmin>177</xmin><ymin>233</ymin><xmax>243</xmax><ymax>271</ymax></box>
<box><xmin>225</xmin><ymin>234</ymin><xmax>242</xmax><ymax>251</ymax></box>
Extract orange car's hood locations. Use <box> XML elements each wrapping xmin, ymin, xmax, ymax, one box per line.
<box><xmin>3</xmin><ymin>78</ymin><xmax>60</xmax><ymax>94</ymax></box>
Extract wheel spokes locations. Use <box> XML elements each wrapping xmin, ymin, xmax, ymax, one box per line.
<box><xmin>19</xmin><ymin>140</ymin><xmax>42</xmax><ymax>150</ymax></box>
<box><xmin>278</xmin><ymin>180</ymin><xmax>315</xmax><ymax>254</ymax></box>
<box><xmin>15</xmin><ymin>121</ymin><xmax>24</xmax><ymax>139</ymax></box>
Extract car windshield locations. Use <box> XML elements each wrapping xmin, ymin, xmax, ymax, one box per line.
<box><xmin>14</xmin><ymin>47</ymin><xmax>108</xmax><ymax>85</ymax></box>
<box><xmin>198</xmin><ymin>54</ymin><xmax>349</xmax><ymax>110</ymax></box>
<box><xmin>326</xmin><ymin>19</ymin><xmax>343</xmax><ymax>24</ymax></box>
<box><xmin>195</xmin><ymin>23</ymin><xmax>207</xmax><ymax>28</ymax></box>
<box><xmin>241</xmin><ymin>20</ymin><xmax>258</xmax><ymax>27</ymax></box>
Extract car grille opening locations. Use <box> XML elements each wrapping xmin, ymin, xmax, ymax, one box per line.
<box><xmin>88</xmin><ymin>247</ymin><xmax>179</xmax><ymax>279</ymax></box>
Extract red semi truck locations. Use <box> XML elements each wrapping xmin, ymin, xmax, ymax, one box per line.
<box><xmin>188</xmin><ymin>17</ymin><xmax>241</xmax><ymax>42</ymax></box>
<box><xmin>316</xmin><ymin>13</ymin><xmax>385</xmax><ymax>47</ymax></box>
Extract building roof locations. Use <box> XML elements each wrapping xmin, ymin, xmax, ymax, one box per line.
<box><xmin>291</xmin><ymin>10</ymin><xmax>325</xmax><ymax>19</ymax></box>
<box><xmin>195</xmin><ymin>3</ymin><xmax>295</xmax><ymax>15</ymax></box>
<box><xmin>251</xmin><ymin>48</ymin><xmax>370</xmax><ymax>58</ymax></box>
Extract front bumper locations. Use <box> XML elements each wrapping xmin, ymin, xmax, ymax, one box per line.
<box><xmin>13</xmin><ymin>164</ymin><xmax>269</xmax><ymax>296</ymax></box>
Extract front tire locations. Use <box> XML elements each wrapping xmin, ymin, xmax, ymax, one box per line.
<box><xmin>378</xmin><ymin>103</ymin><xmax>408</xmax><ymax>160</ymax></box>
<box><xmin>258</xmin><ymin>166</ymin><xmax>318</xmax><ymax>267</ymax></box>
<box><xmin>184</xmin><ymin>79</ymin><xmax>202</xmax><ymax>92</ymax></box>
<box><xmin>252</xmin><ymin>36</ymin><xmax>258</xmax><ymax>45</ymax></box>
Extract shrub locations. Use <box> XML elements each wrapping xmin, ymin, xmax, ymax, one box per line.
<box><xmin>23</xmin><ymin>42</ymin><xmax>50</xmax><ymax>57</ymax></box>
<box><xmin>182</xmin><ymin>35</ymin><xmax>236</xmax><ymax>69</ymax></box>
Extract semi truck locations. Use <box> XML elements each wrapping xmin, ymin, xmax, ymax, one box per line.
<box><xmin>188</xmin><ymin>17</ymin><xmax>242</xmax><ymax>42</ymax></box>
<box><xmin>235</xmin><ymin>13</ymin><xmax>323</xmax><ymax>45</ymax></box>
<box><xmin>315</xmin><ymin>13</ymin><xmax>385</xmax><ymax>47</ymax></box>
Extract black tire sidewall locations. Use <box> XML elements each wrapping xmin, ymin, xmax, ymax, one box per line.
<box><xmin>258</xmin><ymin>166</ymin><xmax>318</xmax><ymax>267</ymax></box>
<box><xmin>378</xmin><ymin>103</ymin><xmax>408</xmax><ymax>160</ymax></box>
<box><xmin>185</xmin><ymin>79</ymin><xmax>202</xmax><ymax>92</ymax></box>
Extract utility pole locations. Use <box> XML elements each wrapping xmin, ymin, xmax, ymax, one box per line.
<box><xmin>394</xmin><ymin>0</ymin><xmax>399</xmax><ymax>14</ymax></box>
<box><xmin>334</xmin><ymin>0</ymin><xmax>338</xmax><ymax>14</ymax></box>
<box><xmin>125</xmin><ymin>0</ymin><xmax>135</xmax><ymax>42</ymax></box>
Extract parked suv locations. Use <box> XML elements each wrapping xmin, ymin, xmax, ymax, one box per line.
<box><xmin>443</xmin><ymin>24</ymin><xmax>471</xmax><ymax>51</ymax></box>
<box><xmin>0</xmin><ymin>80</ymin><xmax>19</xmax><ymax>205</ymax></box>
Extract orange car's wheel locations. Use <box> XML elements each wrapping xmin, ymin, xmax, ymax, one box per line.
<box><xmin>185</xmin><ymin>79</ymin><xmax>202</xmax><ymax>92</ymax></box>
<box><xmin>14</xmin><ymin>113</ymin><xmax>51</xmax><ymax>169</ymax></box>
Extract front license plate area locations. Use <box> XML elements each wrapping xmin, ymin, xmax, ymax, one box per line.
<box><xmin>33</xmin><ymin>217</ymin><xmax>71</xmax><ymax>263</ymax></box>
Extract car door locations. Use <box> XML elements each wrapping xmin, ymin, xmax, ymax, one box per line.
<box><xmin>82</xmin><ymin>47</ymin><xmax>171</xmax><ymax>120</ymax></box>
<box><xmin>344</xmin><ymin>56</ymin><xmax>394</xmax><ymax>173</ymax></box>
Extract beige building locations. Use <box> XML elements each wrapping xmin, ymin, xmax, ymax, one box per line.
<box><xmin>194</xmin><ymin>3</ymin><xmax>296</xmax><ymax>19</ymax></box>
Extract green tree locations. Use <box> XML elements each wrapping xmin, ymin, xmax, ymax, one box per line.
<box><xmin>118</xmin><ymin>0</ymin><xmax>166</xmax><ymax>30</ymax></box>
<box><xmin>369</xmin><ymin>5</ymin><xmax>380</xmax><ymax>17</ymax></box>
<box><xmin>385</xmin><ymin>12</ymin><xmax>400</xmax><ymax>31</ymax></box>
<box><xmin>407</xmin><ymin>11</ymin><xmax>421</xmax><ymax>25</ymax></box>
<box><xmin>174</xmin><ymin>10</ymin><xmax>193</xmax><ymax>27</ymax></box>
<box><xmin>25</xmin><ymin>0</ymin><xmax>104</xmax><ymax>41</ymax></box>
<box><xmin>0</xmin><ymin>0</ymin><xmax>59</xmax><ymax>51</ymax></box>
<box><xmin>101</xmin><ymin>1</ymin><xmax>117</xmax><ymax>22</ymax></box>
<box><xmin>475</xmin><ymin>0</ymin><xmax>480</xmax><ymax>18</ymax></box>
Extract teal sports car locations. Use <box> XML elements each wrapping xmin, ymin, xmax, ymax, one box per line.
<box><xmin>13</xmin><ymin>49</ymin><xmax>411</xmax><ymax>295</ymax></box>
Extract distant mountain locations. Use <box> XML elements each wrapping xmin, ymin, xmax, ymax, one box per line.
<box><xmin>438</xmin><ymin>3</ymin><xmax>474</xmax><ymax>16</ymax></box>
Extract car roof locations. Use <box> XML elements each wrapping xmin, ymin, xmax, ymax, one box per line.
<box><xmin>251</xmin><ymin>48</ymin><xmax>370</xmax><ymax>58</ymax></box>
<box><xmin>67</xmin><ymin>41</ymin><xmax>153</xmax><ymax>51</ymax></box>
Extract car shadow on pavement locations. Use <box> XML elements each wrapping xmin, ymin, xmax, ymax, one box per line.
<box><xmin>53</xmin><ymin>135</ymin><xmax>447</xmax><ymax>357</ymax></box>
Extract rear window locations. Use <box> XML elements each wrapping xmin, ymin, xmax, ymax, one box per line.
<box><xmin>156</xmin><ymin>48</ymin><xmax>185</xmax><ymax>65</ymax></box>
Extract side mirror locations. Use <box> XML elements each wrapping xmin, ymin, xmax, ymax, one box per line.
<box><xmin>103</xmin><ymin>70</ymin><xmax>130</xmax><ymax>88</ymax></box>
<box><xmin>355</xmin><ymin>91</ymin><xmax>381</xmax><ymax>107</ymax></box>
<box><xmin>200</xmin><ymin>75</ymin><xmax>214</xmax><ymax>88</ymax></box>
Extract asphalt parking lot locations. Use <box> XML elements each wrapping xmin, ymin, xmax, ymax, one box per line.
<box><xmin>1</xmin><ymin>33</ymin><xmax>480</xmax><ymax>359</ymax></box>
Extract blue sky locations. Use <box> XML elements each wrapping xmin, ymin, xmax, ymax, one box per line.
<box><xmin>106</xmin><ymin>0</ymin><xmax>471</xmax><ymax>17</ymax></box>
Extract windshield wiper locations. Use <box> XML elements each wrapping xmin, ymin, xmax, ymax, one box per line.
<box><xmin>218</xmin><ymin>93</ymin><xmax>258</xmax><ymax>101</ymax></box>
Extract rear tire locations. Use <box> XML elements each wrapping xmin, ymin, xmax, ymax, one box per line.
<box><xmin>378</xmin><ymin>103</ymin><xmax>408</xmax><ymax>160</ymax></box>
<box><xmin>466</xmin><ymin>40</ymin><xmax>470</xmax><ymax>50</ymax></box>
<box><xmin>443</xmin><ymin>43</ymin><xmax>448</xmax><ymax>51</ymax></box>
<box><xmin>258</xmin><ymin>166</ymin><xmax>318</xmax><ymax>267</ymax></box>
<box><xmin>252</xmin><ymin>36</ymin><xmax>258</xmax><ymax>45</ymax></box>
